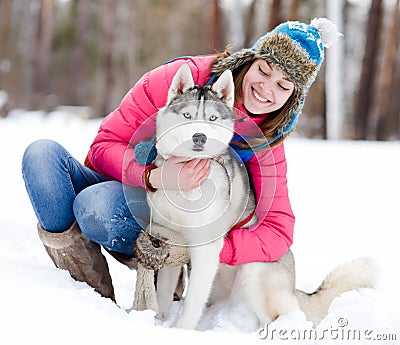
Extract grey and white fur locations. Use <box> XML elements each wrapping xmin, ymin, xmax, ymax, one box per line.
<box><xmin>149</xmin><ymin>63</ymin><xmax>378</xmax><ymax>330</ymax></box>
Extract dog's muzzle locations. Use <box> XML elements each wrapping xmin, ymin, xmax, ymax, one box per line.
<box><xmin>192</xmin><ymin>133</ymin><xmax>207</xmax><ymax>151</ymax></box>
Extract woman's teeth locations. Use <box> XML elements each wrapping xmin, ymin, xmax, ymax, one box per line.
<box><xmin>253</xmin><ymin>89</ymin><xmax>269</xmax><ymax>103</ymax></box>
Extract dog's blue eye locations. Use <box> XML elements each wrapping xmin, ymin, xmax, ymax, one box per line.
<box><xmin>209</xmin><ymin>115</ymin><xmax>218</xmax><ymax>121</ymax></box>
<box><xmin>183</xmin><ymin>112</ymin><xmax>191</xmax><ymax>119</ymax></box>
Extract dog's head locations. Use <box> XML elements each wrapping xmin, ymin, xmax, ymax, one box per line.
<box><xmin>156</xmin><ymin>64</ymin><xmax>235</xmax><ymax>159</ymax></box>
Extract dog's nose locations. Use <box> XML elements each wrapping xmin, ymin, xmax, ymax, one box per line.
<box><xmin>192</xmin><ymin>133</ymin><xmax>207</xmax><ymax>146</ymax></box>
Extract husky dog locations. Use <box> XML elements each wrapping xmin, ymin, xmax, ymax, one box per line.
<box><xmin>149</xmin><ymin>64</ymin><xmax>378</xmax><ymax>330</ymax></box>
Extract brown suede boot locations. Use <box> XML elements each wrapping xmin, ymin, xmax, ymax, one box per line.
<box><xmin>37</xmin><ymin>222</ymin><xmax>115</xmax><ymax>302</ymax></box>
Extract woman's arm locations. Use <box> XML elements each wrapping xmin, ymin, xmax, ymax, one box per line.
<box><xmin>219</xmin><ymin>143</ymin><xmax>295</xmax><ymax>265</ymax></box>
<box><xmin>86</xmin><ymin>71</ymin><xmax>161</xmax><ymax>186</ymax></box>
<box><xmin>86</xmin><ymin>56</ymin><xmax>215</xmax><ymax>186</ymax></box>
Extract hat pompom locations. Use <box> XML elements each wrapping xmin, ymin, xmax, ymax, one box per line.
<box><xmin>310</xmin><ymin>18</ymin><xmax>342</xmax><ymax>48</ymax></box>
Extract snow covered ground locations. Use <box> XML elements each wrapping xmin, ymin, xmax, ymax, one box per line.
<box><xmin>1</xmin><ymin>110</ymin><xmax>399</xmax><ymax>344</ymax></box>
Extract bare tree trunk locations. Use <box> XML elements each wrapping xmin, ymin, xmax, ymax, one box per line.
<box><xmin>99</xmin><ymin>0</ymin><xmax>117</xmax><ymax>116</ymax></box>
<box><xmin>376</xmin><ymin>0</ymin><xmax>400</xmax><ymax>140</ymax></box>
<box><xmin>122</xmin><ymin>0</ymin><xmax>141</xmax><ymax>90</ymax></box>
<box><xmin>289</xmin><ymin>0</ymin><xmax>300</xmax><ymax>20</ymax></box>
<box><xmin>244</xmin><ymin>0</ymin><xmax>257</xmax><ymax>48</ymax></box>
<box><xmin>326</xmin><ymin>0</ymin><xmax>345</xmax><ymax>139</ymax></box>
<box><xmin>353</xmin><ymin>0</ymin><xmax>383</xmax><ymax>139</ymax></box>
<box><xmin>390</xmin><ymin>43</ymin><xmax>400</xmax><ymax>138</ymax></box>
<box><xmin>0</xmin><ymin>0</ymin><xmax>12</xmax><ymax>91</ymax></box>
<box><xmin>30</xmin><ymin>0</ymin><xmax>55</xmax><ymax>110</ymax></box>
<box><xmin>69</xmin><ymin>0</ymin><xmax>91</xmax><ymax>106</ymax></box>
<box><xmin>225</xmin><ymin>0</ymin><xmax>245</xmax><ymax>50</ymax></box>
<box><xmin>210</xmin><ymin>0</ymin><xmax>222</xmax><ymax>51</ymax></box>
<box><xmin>268</xmin><ymin>0</ymin><xmax>282</xmax><ymax>31</ymax></box>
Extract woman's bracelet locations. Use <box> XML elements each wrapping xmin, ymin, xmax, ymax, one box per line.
<box><xmin>142</xmin><ymin>164</ymin><xmax>157</xmax><ymax>192</ymax></box>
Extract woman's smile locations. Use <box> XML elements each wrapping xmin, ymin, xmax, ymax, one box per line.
<box><xmin>252</xmin><ymin>87</ymin><xmax>271</xmax><ymax>103</ymax></box>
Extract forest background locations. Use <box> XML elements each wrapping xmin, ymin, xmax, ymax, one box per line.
<box><xmin>0</xmin><ymin>0</ymin><xmax>399</xmax><ymax>141</ymax></box>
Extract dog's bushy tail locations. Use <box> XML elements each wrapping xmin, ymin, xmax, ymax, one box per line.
<box><xmin>295</xmin><ymin>257</ymin><xmax>379</xmax><ymax>326</ymax></box>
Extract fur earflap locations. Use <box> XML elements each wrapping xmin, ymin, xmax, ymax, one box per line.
<box><xmin>212</xmin><ymin>49</ymin><xmax>255</xmax><ymax>77</ymax></box>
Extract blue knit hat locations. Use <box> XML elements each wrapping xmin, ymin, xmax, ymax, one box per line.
<box><xmin>212</xmin><ymin>18</ymin><xmax>341</xmax><ymax>148</ymax></box>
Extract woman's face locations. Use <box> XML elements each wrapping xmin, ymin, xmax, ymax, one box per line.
<box><xmin>241</xmin><ymin>59</ymin><xmax>294</xmax><ymax>115</ymax></box>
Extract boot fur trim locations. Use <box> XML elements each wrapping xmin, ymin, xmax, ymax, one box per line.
<box><xmin>38</xmin><ymin>222</ymin><xmax>83</xmax><ymax>249</ymax></box>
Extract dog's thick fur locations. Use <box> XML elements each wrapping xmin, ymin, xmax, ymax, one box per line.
<box><xmin>150</xmin><ymin>64</ymin><xmax>378</xmax><ymax>330</ymax></box>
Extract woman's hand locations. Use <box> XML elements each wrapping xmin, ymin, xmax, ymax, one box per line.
<box><xmin>148</xmin><ymin>156</ymin><xmax>211</xmax><ymax>190</ymax></box>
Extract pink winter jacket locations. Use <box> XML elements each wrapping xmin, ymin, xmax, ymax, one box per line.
<box><xmin>86</xmin><ymin>55</ymin><xmax>295</xmax><ymax>265</ymax></box>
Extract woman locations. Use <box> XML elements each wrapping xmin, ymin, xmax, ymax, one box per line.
<box><xmin>22</xmin><ymin>18</ymin><xmax>340</xmax><ymax>301</ymax></box>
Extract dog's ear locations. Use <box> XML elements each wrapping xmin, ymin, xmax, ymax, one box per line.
<box><xmin>168</xmin><ymin>63</ymin><xmax>195</xmax><ymax>103</ymax></box>
<box><xmin>211</xmin><ymin>70</ymin><xmax>234</xmax><ymax>108</ymax></box>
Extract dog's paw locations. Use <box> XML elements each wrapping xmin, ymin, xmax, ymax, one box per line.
<box><xmin>155</xmin><ymin>310</ymin><xmax>167</xmax><ymax>322</ymax></box>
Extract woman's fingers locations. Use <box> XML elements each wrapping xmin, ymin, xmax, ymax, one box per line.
<box><xmin>181</xmin><ymin>158</ymin><xmax>211</xmax><ymax>187</ymax></box>
<box><xmin>151</xmin><ymin>157</ymin><xmax>211</xmax><ymax>190</ymax></box>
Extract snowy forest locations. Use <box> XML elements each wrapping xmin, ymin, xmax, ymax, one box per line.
<box><xmin>0</xmin><ymin>0</ymin><xmax>399</xmax><ymax>141</ymax></box>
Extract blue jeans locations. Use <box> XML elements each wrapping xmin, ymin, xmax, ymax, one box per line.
<box><xmin>21</xmin><ymin>139</ymin><xmax>149</xmax><ymax>256</ymax></box>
